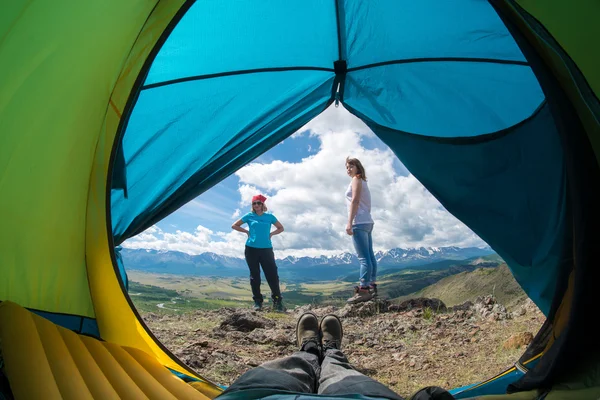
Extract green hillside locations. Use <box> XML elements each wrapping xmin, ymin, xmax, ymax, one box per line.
<box><xmin>397</xmin><ymin>264</ymin><xmax>527</xmax><ymax>309</ymax></box>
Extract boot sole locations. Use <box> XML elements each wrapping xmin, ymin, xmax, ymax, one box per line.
<box><xmin>295</xmin><ymin>311</ymin><xmax>319</xmax><ymax>347</ymax></box>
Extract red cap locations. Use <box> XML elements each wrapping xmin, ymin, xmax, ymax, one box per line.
<box><xmin>252</xmin><ymin>194</ymin><xmax>267</xmax><ymax>203</ymax></box>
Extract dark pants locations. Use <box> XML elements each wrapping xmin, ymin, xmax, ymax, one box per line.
<box><xmin>244</xmin><ymin>246</ymin><xmax>282</xmax><ymax>303</ymax></box>
<box><xmin>217</xmin><ymin>348</ymin><xmax>404</xmax><ymax>399</ymax></box>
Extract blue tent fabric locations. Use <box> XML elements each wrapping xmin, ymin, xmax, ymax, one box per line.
<box><xmin>350</xmin><ymin>103</ymin><xmax>565</xmax><ymax>315</ymax></box>
<box><xmin>110</xmin><ymin>0</ymin><xmax>566</xmax><ymax>314</ymax></box>
<box><xmin>114</xmin><ymin>246</ymin><xmax>129</xmax><ymax>291</ymax></box>
<box><xmin>449</xmin><ymin>356</ymin><xmax>541</xmax><ymax>398</ymax></box>
<box><xmin>111</xmin><ymin>0</ymin><xmax>547</xmax><ymax>242</ymax></box>
<box><xmin>344</xmin><ymin>63</ymin><xmax>544</xmax><ymax>137</ymax></box>
<box><xmin>106</xmin><ymin>0</ymin><xmax>576</xmax><ymax>397</ymax></box>
<box><xmin>450</xmin><ymin>363</ymin><xmax>538</xmax><ymax>399</ymax></box>
<box><xmin>112</xmin><ymin>72</ymin><xmax>334</xmax><ymax>243</ymax></box>
<box><xmin>341</xmin><ymin>0</ymin><xmax>528</xmax><ymax>68</ymax></box>
<box><xmin>29</xmin><ymin>309</ymin><xmax>100</xmax><ymax>338</ymax></box>
<box><xmin>144</xmin><ymin>1</ymin><xmax>338</xmax><ymax>85</ymax></box>
<box><xmin>110</xmin><ymin>0</ymin><xmax>565</xmax><ymax>340</ymax></box>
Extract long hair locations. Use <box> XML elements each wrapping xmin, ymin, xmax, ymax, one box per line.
<box><xmin>346</xmin><ymin>157</ymin><xmax>367</xmax><ymax>181</ymax></box>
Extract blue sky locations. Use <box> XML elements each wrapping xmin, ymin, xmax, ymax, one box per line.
<box><xmin>124</xmin><ymin>105</ymin><xmax>486</xmax><ymax>257</ymax></box>
<box><xmin>156</xmin><ymin>122</ymin><xmax>406</xmax><ymax>235</ymax></box>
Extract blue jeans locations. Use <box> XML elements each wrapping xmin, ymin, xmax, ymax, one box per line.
<box><xmin>352</xmin><ymin>223</ymin><xmax>377</xmax><ymax>287</ymax></box>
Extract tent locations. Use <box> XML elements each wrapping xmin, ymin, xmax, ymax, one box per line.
<box><xmin>1</xmin><ymin>0</ymin><xmax>599</xmax><ymax>399</ymax></box>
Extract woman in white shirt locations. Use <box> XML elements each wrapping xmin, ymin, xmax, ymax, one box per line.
<box><xmin>344</xmin><ymin>157</ymin><xmax>377</xmax><ymax>304</ymax></box>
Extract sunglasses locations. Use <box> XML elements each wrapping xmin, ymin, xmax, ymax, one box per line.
<box><xmin>252</xmin><ymin>201</ymin><xmax>263</xmax><ymax>205</ymax></box>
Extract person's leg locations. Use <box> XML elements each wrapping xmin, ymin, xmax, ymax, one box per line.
<box><xmin>347</xmin><ymin>224</ymin><xmax>374</xmax><ymax>303</ymax></box>
<box><xmin>219</xmin><ymin>352</ymin><xmax>319</xmax><ymax>395</ymax></box>
<box><xmin>218</xmin><ymin>312</ymin><xmax>321</xmax><ymax>396</ymax></box>
<box><xmin>258</xmin><ymin>248</ymin><xmax>283</xmax><ymax>302</ymax></box>
<box><xmin>320</xmin><ymin>349</ymin><xmax>403</xmax><ymax>399</ymax></box>
<box><xmin>352</xmin><ymin>224</ymin><xmax>372</xmax><ymax>286</ymax></box>
<box><xmin>367</xmin><ymin>224</ymin><xmax>378</xmax><ymax>296</ymax></box>
<box><xmin>244</xmin><ymin>246</ymin><xmax>263</xmax><ymax>308</ymax></box>
<box><xmin>317</xmin><ymin>315</ymin><xmax>404</xmax><ymax>400</ymax></box>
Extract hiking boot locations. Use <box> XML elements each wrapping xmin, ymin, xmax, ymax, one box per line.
<box><xmin>296</xmin><ymin>312</ymin><xmax>320</xmax><ymax>353</ymax></box>
<box><xmin>272</xmin><ymin>296</ymin><xmax>286</xmax><ymax>313</ymax></box>
<box><xmin>320</xmin><ymin>314</ymin><xmax>343</xmax><ymax>351</ymax></box>
<box><xmin>369</xmin><ymin>283</ymin><xmax>378</xmax><ymax>298</ymax></box>
<box><xmin>253</xmin><ymin>300</ymin><xmax>263</xmax><ymax>311</ymax></box>
<box><xmin>346</xmin><ymin>286</ymin><xmax>373</xmax><ymax>304</ymax></box>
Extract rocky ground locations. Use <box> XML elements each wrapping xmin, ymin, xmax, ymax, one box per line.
<box><xmin>141</xmin><ymin>295</ymin><xmax>543</xmax><ymax>398</ymax></box>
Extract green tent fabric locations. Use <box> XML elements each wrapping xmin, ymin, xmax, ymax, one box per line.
<box><xmin>1</xmin><ymin>1</ymin><xmax>599</xmax><ymax>399</ymax></box>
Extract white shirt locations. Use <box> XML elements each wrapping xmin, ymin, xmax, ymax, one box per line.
<box><xmin>345</xmin><ymin>178</ymin><xmax>374</xmax><ymax>225</ymax></box>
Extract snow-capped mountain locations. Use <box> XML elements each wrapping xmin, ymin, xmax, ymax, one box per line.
<box><xmin>120</xmin><ymin>246</ymin><xmax>495</xmax><ymax>278</ymax></box>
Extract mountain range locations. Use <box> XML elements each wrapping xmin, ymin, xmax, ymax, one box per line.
<box><xmin>121</xmin><ymin>246</ymin><xmax>496</xmax><ymax>282</ymax></box>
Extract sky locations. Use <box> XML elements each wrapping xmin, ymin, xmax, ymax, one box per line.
<box><xmin>123</xmin><ymin>105</ymin><xmax>487</xmax><ymax>258</ymax></box>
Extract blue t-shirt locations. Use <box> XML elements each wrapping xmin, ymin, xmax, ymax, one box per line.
<box><xmin>241</xmin><ymin>212</ymin><xmax>278</xmax><ymax>248</ymax></box>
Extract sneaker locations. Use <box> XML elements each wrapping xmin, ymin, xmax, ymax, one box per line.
<box><xmin>346</xmin><ymin>286</ymin><xmax>373</xmax><ymax>304</ymax></box>
<box><xmin>253</xmin><ymin>301</ymin><xmax>262</xmax><ymax>311</ymax></box>
<box><xmin>369</xmin><ymin>283</ymin><xmax>378</xmax><ymax>298</ymax></box>
<box><xmin>272</xmin><ymin>296</ymin><xmax>286</xmax><ymax>313</ymax></box>
<box><xmin>320</xmin><ymin>314</ymin><xmax>343</xmax><ymax>351</ymax></box>
<box><xmin>296</xmin><ymin>312</ymin><xmax>320</xmax><ymax>352</ymax></box>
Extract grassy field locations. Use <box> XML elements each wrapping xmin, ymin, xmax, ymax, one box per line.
<box><xmin>128</xmin><ymin>259</ymin><xmax>517</xmax><ymax>314</ymax></box>
<box><xmin>128</xmin><ymin>281</ymin><xmax>245</xmax><ymax>313</ymax></box>
<box><xmin>395</xmin><ymin>264</ymin><xmax>527</xmax><ymax>309</ymax></box>
<box><xmin>127</xmin><ymin>271</ymin><xmax>351</xmax><ymax>313</ymax></box>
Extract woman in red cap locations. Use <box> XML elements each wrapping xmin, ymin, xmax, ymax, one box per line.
<box><xmin>232</xmin><ymin>194</ymin><xmax>286</xmax><ymax>311</ymax></box>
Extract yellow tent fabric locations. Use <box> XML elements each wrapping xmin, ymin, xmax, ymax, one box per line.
<box><xmin>0</xmin><ymin>0</ymin><xmax>221</xmax><ymax>396</ymax></box>
<box><xmin>1</xmin><ymin>1</ymin><xmax>599</xmax><ymax>399</ymax></box>
<box><xmin>0</xmin><ymin>301</ymin><xmax>213</xmax><ymax>399</ymax></box>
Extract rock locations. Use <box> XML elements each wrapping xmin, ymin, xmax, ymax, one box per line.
<box><xmin>338</xmin><ymin>299</ymin><xmax>389</xmax><ymax>318</ymax></box>
<box><xmin>512</xmin><ymin>299</ymin><xmax>539</xmax><ymax>318</ymax></box>
<box><xmin>473</xmin><ymin>295</ymin><xmax>511</xmax><ymax>321</ymax></box>
<box><xmin>389</xmin><ymin>298</ymin><xmax>447</xmax><ymax>313</ymax></box>
<box><xmin>224</xmin><ymin>331</ymin><xmax>247</xmax><ymax>341</ymax></box>
<box><xmin>140</xmin><ymin>294</ymin><xmax>545</xmax><ymax>398</ymax></box>
<box><xmin>512</xmin><ymin>307</ymin><xmax>526</xmax><ymax>317</ymax></box>
<box><xmin>246</xmin><ymin>328</ymin><xmax>293</xmax><ymax>346</ymax></box>
<box><xmin>219</xmin><ymin>311</ymin><xmax>276</xmax><ymax>332</ymax></box>
<box><xmin>449</xmin><ymin>301</ymin><xmax>473</xmax><ymax>312</ymax></box>
<box><xmin>268</xmin><ymin>331</ymin><xmax>293</xmax><ymax>346</ymax></box>
<box><xmin>311</xmin><ymin>305</ymin><xmax>338</xmax><ymax>316</ymax></box>
<box><xmin>293</xmin><ymin>305</ymin><xmax>313</xmax><ymax>315</ymax></box>
<box><xmin>503</xmin><ymin>332</ymin><xmax>534</xmax><ymax>349</ymax></box>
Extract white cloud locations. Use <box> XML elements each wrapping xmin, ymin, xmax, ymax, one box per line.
<box><xmin>293</xmin><ymin>104</ymin><xmax>372</xmax><ymax>138</ymax></box>
<box><xmin>124</xmin><ymin>225</ymin><xmax>248</xmax><ymax>257</ymax></box>
<box><xmin>123</xmin><ymin>105</ymin><xmax>486</xmax><ymax>258</ymax></box>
